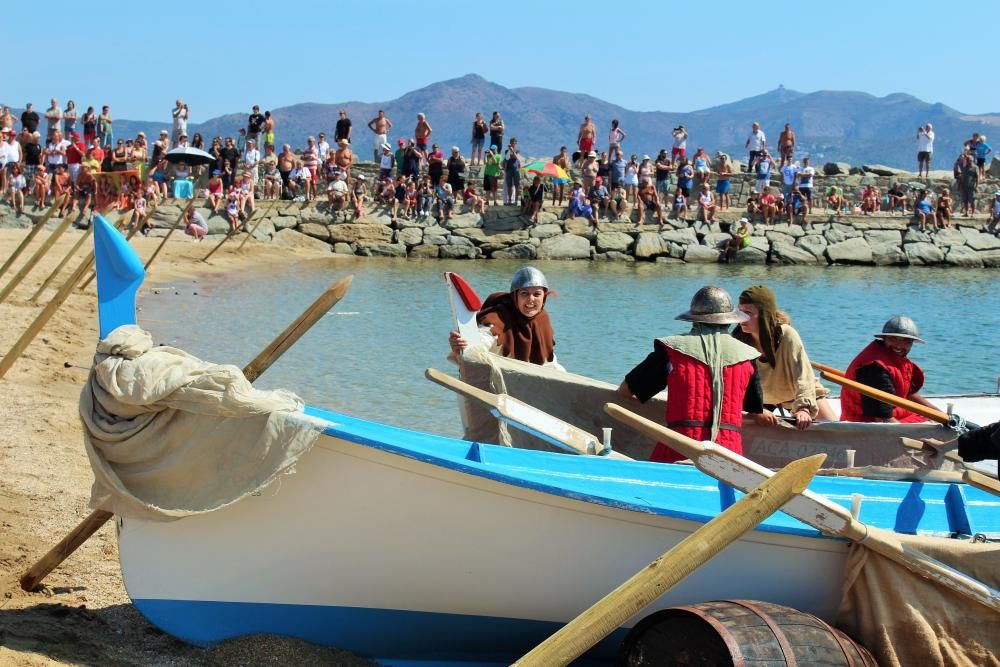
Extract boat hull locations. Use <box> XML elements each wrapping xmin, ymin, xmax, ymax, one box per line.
<box><xmin>120</xmin><ymin>424</ymin><xmax>849</xmax><ymax>665</ymax></box>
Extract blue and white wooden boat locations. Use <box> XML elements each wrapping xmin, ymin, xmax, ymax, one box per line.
<box><xmin>93</xmin><ymin>217</ymin><xmax>1000</xmax><ymax>666</ymax></box>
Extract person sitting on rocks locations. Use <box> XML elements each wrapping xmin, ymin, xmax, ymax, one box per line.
<box><xmin>404</xmin><ymin>179</ymin><xmax>418</xmax><ymax>218</ymax></box>
<box><xmin>608</xmin><ymin>183</ymin><xmax>628</xmax><ymax>221</ymax></box>
<box><xmin>636</xmin><ymin>179</ymin><xmax>663</xmax><ymax>228</ymax></box>
<box><xmin>263</xmin><ymin>162</ymin><xmax>282</xmax><ymax>200</ymax></box>
<box><xmin>326</xmin><ymin>170</ymin><xmax>347</xmax><ymax>211</ymax></box>
<box><xmin>759</xmin><ymin>186</ymin><xmax>778</xmax><ymax>225</ymax></box>
<box><xmin>568</xmin><ymin>183</ymin><xmax>594</xmax><ymax>221</ymax></box>
<box><xmin>825</xmin><ymin>185</ymin><xmax>847</xmax><ymax>213</ymax></box>
<box><xmin>936</xmin><ymin>188</ymin><xmax>953</xmax><ymax>228</ymax></box>
<box><xmin>390</xmin><ymin>176</ymin><xmax>406</xmax><ymax>221</ymax></box>
<box><xmin>696</xmin><ymin>183</ymin><xmax>716</xmax><ymax>223</ymax></box>
<box><xmin>746</xmin><ymin>191</ymin><xmax>762</xmax><ymax>222</ymax></box>
<box><xmin>788</xmin><ymin>185</ymin><xmax>807</xmax><ymax>225</ymax></box>
<box><xmin>860</xmin><ymin>184</ymin><xmax>880</xmax><ymax>215</ymax></box>
<box><xmin>989</xmin><ymin>192</ymin><xmax>1000</xmax><ymax>233</ymax></box>
<box><xmin>722</xmin><ymin>217</ymin><xmax>753</xmax><ymax>262</ymax></box>
<box><xmin>691</xmin><ymin>147</ymin><xmax>712</xmax><ymax>185</ymax></box>
<box><xmin>435</xmin><ymin>180</ymin><xmax>454</xmax><ymax>221</ymax></box>
<box><xmin>525</xmin><ymin>175</ymin><xmax>545</xmax><ymax>222</ymax></box>
<box><xmin>887</xmin><ymin>182</ymin><xmax>907</xmax><ymax>214</ymax></box>
<box><xmin>352</xmin><ymin>174</ymin><xmax>367</xmax><ymax>218</ymax></box>
<box><xmin>669</xmin><ymin>188</ymin><xmax>688</xmax><ymax>222</ymax></box>
<box><xmin>588</xmin><ymin>177</ymin><xmax>609</xmax><ymax>220</ymax></box>
<box><xmin>913</xmin><ymin>189</ymin><xmax>935</xmax><ymax>231</ymax></box>
<box><xmin>463</xmin><ymin>182</ymin><xmax>486</xmax><ymax>215</ymax></box>
<box><xmin>32</xmin><ymin>165</ymin><xmax>49</xmax><ymax>209</ymax></box>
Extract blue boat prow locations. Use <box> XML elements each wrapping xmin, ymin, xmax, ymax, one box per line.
<box><xmin>93</xmin><ymin>214</ymin><xmax>144</xmax><ymax>338</ymax></box>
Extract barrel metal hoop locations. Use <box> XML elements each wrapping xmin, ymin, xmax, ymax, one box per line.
<box><xmin>674</xmin><ymin>604</ymin><xmax>747</xmax><ymax>667</ymax></box>
<box><xmin>730</xmin><ymin>599</ymin><xmax>797</xmax><ymax>667</ymax></box>
<box><xmin>807</xmin><ymin>609</ymin><xmax>863</xmax><ymax>667</ymax></box>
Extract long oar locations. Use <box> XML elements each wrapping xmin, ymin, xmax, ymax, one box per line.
<box><xmin>425</xmin><ymin>367</ymin><xmax>631</xmax><ymax>459</ymax></box>
<box><xmin>30</xmin><ymin>225</ymin><xmax>94</xmax><ymax>303</ymax></box>
<box><xmin>898</xmin><ymin>437</ymin><xmax>1000</xmax><ymax>497</ymax></box>
<box><xmin>202</xmin><ymin>203</ymin><xmax>270</xmax><ymax>263</ymax></box>
<box><xmin>515</xmin><ymin>454</ymin><xmax>824</xmax><ymax>666</ymax></box>
<box><xmin>143</xmin><ymin>202</ymin><xmax>197</xmax><ymax>272</ymax></box>
<box><xmin>19</xmin><ymin>274</ymin><xmax>354</xmax><ymax>591</ymax></box>
<box><xmin>819</xmin><ymin>371</ymin><xmax>968</xmax><ymax>427</ymax></box>
<box><xmin>0</xmin><ymin>210</ymin><xmax>76</xmax><ymax>304</ymax></box>
<box><xmin>0</xmin><ymin>195</ymin><xmax>67</xmax><ymax>280</ymax></box>
<box><xmin>811</xmin><ymin>361</ymin><xmax>844</xmax><ymax>376</ymax></box>
<box><xmin>236</xmin><ymin>202</ymin><xmax>277</xmax><ymax>251</ymax></box>
<box><xmin>604</xmin><ymin>403</ymin><xmax>1000</xmax><ymax>613</ymax></box>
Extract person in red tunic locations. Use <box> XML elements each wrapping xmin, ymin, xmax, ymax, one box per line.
<box><xmin>618</xmin><ymin>286</ymin><xmax>764</xmax><ymax>463</ymax></box>
<box><xmin>839</xmin><ymin>316</ymin><xmax>938</xmax><ymax>423</ymax></box>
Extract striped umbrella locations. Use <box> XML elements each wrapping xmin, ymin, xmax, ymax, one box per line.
<box><xmin>522</xmin><ymin>161</ymin><xmax>569</xmax><ymax>180</ymax></box>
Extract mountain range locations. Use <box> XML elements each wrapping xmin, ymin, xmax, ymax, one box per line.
<box><xmin>35</xmin><ymin>75</ymin><xmax>1000</xmax><ymax>168</ymax></box>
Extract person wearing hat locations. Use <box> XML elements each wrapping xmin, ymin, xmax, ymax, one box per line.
<box><xmin>580</xmin><ymin>150</ymin><xmax>599</xmax><ymax>192</ymax></box>
<box><xmin>732</xmin><ymin>286</ymin><xmax>836</xmax><ymax>429</ymax></box>
<box><xmin>66</xmin><ymin>132</ymin><xmax>86</xmax><ymax>183</ymax></box>
<box><xmin>351</xmin><ymin>173</ymin><xmax>367</xmax><ymax>218</ymax></box>
<box><xmin>449</xmin><ymin>266</ymin><xmax>560</xmax><ymax>368</ymax></box>
<box><xmin>378</xmin><ymin>143</ymin><xmax>394</xmax><ymax>180</ymax></box>
<box><xmin>207</xmin><ymin>169</ymin><xmax>225</xmax><ymax>213</ymax></box>
<box><xmin>839</xmin><ymin>316</ymin><xmax>938</xmax><ymax>423</ymax></box>
<box><xmin>618</xmin><ymin>286</ymin><xmax>764</xmax><ymax>463</ymax></box>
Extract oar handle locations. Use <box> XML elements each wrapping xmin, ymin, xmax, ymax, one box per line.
<box><xmin>964</xmin><ymin>469</ymin><xmax>1000</xmax><ymax>497</ymax></box>
<box><xmin>820</xmin><ymin>371</ymin><xmax>950</xmax><ymax>425</ymax></box>
<box><xmin>810</xmin><ymin>361</ymin><xmax>844</xmax><ymax>376</ymax></box>
<box><xmin>899</xmin><ymin>436</ymin><xmax>964</xmax><ymax>464</ymax></box>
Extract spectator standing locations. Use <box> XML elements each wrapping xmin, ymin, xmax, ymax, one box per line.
<box><xmin>247</xmin><ymin>105</ymin><xmax>265</xmax><ymax>146</ymax></box>
<box><xmin>503</xmin><ymin>138</ymin><xmax>522</xmax><ymax>205</ymax></box>
<box><xmin>671</xmin><ymin>126</ymin><xmax>688</xmax><ymax>162</ymax></box>
<box><xmin>654</xmin><ymin>149</ymin><xmax>673</xmax><ymax>204</ymax></box>
<box><xmin>21</xmin><ymin>103</ymin><xmax>40</xmax><ymax>134</ymax></box>
<box><xmin>488</xmin><ymin>112</ymin><xmax>504</xmax><ymax>158</ymax></box>
<box><xmin>427</xmin><ymin>143</ymin><xmax>445</xmax><ymax>185</ymax></box>
<box><xmin>414</xmin><ymin>113</ymin><xmax>432</xmax><ymax>157</ymax></box>
<box><xmin>394</xmin><ymin>138</ymin><xmax>406</xmax><ymax>175</ymax></box>
<box><xmin>43</xmin><ymin>130</ymin><xmax>69</xmax><ymax>174</ymax></box>
<box><xmin>715</xmin><ymin>153</ymin><xmax>732</xmax><ymax>210</ymax></box>
<box><xmin>367</xmin><ymin>110</ymin><xmax>393</xmax><ymax>162</ymax></box>
<box><xmin>22</xmin><ymin>131</ymin><xmax>41</xmax><ymax>187</ymax></box>
<box><xmin>608</xmin><ymin>119</ymin><xmax>626</xmax><ymax>153</ymax></box>
<box><xmin>780</xmin><ymin>159</ymin><xmax>800</xmax><ymax>202</ymax></box>
<box><xmin>608</xmin><ymin>148</ymin><xmax>626</xmax><ymax>190</ymax></box>
<box><xmin>778</xmin><ymin>123</ymin><xmax>795</xmax><ymax>163</ymax></box>
<box><xmin>81</xmin><ymin>107</ymin><xmax>97</xmax><ymax>146</ymax></box>
<box><xmin>172</xmin><ymin>99</ymin><xmax>188</xmax><ymax>147</ymax></box>
<box><xmin>44</xmin><ymin>99</ymin><xmax>62</xmax><ymax>139</ymax></box>
<box><xmin>483</xmin><ymin>145</ymin><xmax>501</xmax><ymax>206</ymax></box>
<box><xmin>975</xmin><ymin>135</ymin><xmax>992</xmax><ymax>179</ymax></box>
<box><xmin>957</xmin><ymin>152</ymin><xmax>979</xmax><ymax>216</ymax></box>
<box><xmin>98</xmin><ymin>106</ymin><xmax>113</xmax><ymax>147</ymax></box>
<box><xmin>263</xmin><ymin>111</ymin><xmax>275</xmax><ymax>147</ymax></box>
<box><xmin>916</xmin><ymin>124</ymin><xmax>934</xmax><ymax>177</ymax></box>
<box><xmin>220</xmin><ymin>136</ymin><xmax>240</xmax><ymax>188</ymax></box>
<box><xmin>242</xmin><ymin>139</ymin><xmax>260</xmax><ymax>184</ymax></box>
<box><xmin>66</xmin><ymin>132</ymin><xmax>86</xmax><ymax>183</ymax></box>
<box><xmin>577</xmin><ymin>115</ymin><xmax>596</xmax><ymax>162</ymax></box>
<box><xmin>151</xmin><ymin>130</ymin><xmax>170</xmax><ymax>169</ymax></box>
<box><xmin>471</xmin><ymin>112</ymin><xmax>488</xmax><ymax>165</ymax></box>
<box><xmin>753</xmin><ymin>150</ymin><xmax>776</xmax><ymax>194</ymax></box>
<box><xmin>745</xmin><ymin>121</ymin><xmax>766</xmax><ymax>167</ymax></box>
<box><xmin>797</xmin><ymin>157</ymin><xmax>815</xmax><ymax>213</ymax></box>
<box><xmin>403</xmin><ymin>140</ymin><xmax>422</xmax><ymax>180</ymax></box>
<box><xmin>624</xmin><ymin>154</ymin><xmax>640</xmax><ymax>204</ymax></box>
<box><xmin>378</xmin><ymin>144</ymin><xmax>394</xmax><ymax>180</ymax></box>
<box><xmin>552</xmin><ymin>146</ymin><xmax>570</xmax><ymax>206</ymax></box>
<box><xmin>278</xmin><ymin>144</ymin><xmax>295</xmax><ymax>198</ymax></box>
<box><xmin>63</xmin><ymin>100</ymin><xmax>78</xmax><ymax>138</ymax></box>
<box><xmin>316</xmin><ymin>133</ymin><xmax>331</xmax><ymax>167</ymax></box>
<box><xmin>1</xmin><ymin>107</ymin><xmax>14</xmax><ymax>133</ymax></box>
<box><xmin>447</xmin><ymin>147</ymin><xmax>466</xmax><ymax>193</ymax></box>
<box><xmin>334</xmin><ymin>138</ymin><xmax>354</xmax><ymax>180</ymax></box>
<box><xmin>335</xmin><ymin>109</ymin><xmax>352</xmax><ymax>145</ymax></box>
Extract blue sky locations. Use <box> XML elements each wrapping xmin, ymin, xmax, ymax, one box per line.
<box><xmin>5</xmin><ymin>0</ymin><xmax>996</xmax><ymax>122</ymax></box>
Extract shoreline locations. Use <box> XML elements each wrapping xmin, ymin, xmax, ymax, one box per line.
<box><xmin>0</xmin><ymin>228</ymin><xmax>372</xmax><ymax>665</ymax></box>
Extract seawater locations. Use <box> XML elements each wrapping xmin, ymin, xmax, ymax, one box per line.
<box><xmin>139</xmin><ymin>258</ymin><xmax>999</xmax><ymax>438</ymax></box>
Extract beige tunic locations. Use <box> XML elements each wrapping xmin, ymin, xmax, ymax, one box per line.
<box><xmin>757</xmin><ymin>324</ymin><xmax>829</xmax><ymax>416</ymax></box>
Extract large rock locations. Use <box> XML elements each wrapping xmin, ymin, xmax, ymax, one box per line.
<box><xmin>295</xmin><ymin>222</ymin><xmax>330</xmax><ymax>242</ymax></box>
<box><xmin>904</xmin><ymin>229</ymin><xmax>933</xmax><ymax>244</ymax></box>
<box><xmin>269</xmin><ymin>228</ymin><xmax>333</xmax><ymax>252</ymax></box>
<box><xmin>703</xmin><ymin>232</ymin><xmax>732</xmax><ymax>249</ymax></box>
<box><xmin>683</xmin><ymin>244</ymin><xmax>722</xmax><ymax>263</ymax></box>
<box><xmin>634</xmin><ymin>231</ymin><xmax>668</xmax><ymax>259</ymax></box>
<box><xmin>593</xmin><ymin>251</ymin><xmax>635</xmax><ymax>262</ymax></box>
<box><xmin>862</xmin><ymin>164</ymin><xmax>908</xmax><ymax>177</ymax></box>
<box><xmin>355</xmin><ymin>241</ymin><xmax>407</xmax><ymax>257</ymax></box>
<box><xmin>250</xmin><ymin>220</ymin><xmax>275</xmax><ymax>241</ymax></box>
<box><xmin>439</xmin><ymin>244</ymin><xmax>478</xmax><ymax>259</ymax></box>
<box><xmin>770</xmin><ymin>223</ymin><xmax>805</xmax><ymax>238</ymax></box>
<box><xmin>409</xmin><ymin>244</ymin><xmax>440</xmax><ymax>259</ymax></box>
<box><xmin>329</xmin><ymin>223</ymin><xmax>392</xmax><ymax>244</ymax></box>
<box><xmin>445</xmin><ymin>213</ymin><xmax>482</xmax><ymax>229</ymax></box>
<box><xmin>795</xmin><ymin>234</ymin><xmax>828</xmax><ymax>260</ymax></box>
<box><xmin>747</xmin><ymin>236</ymin><xmax>770</xmax><ymax>253</ymax></box>
<box><xmin>563</xmin><ymin>218</ymin><xmax>597</xmax><ymax>240</ymax></box>
<box><xmin>537</xmin><ymin>233</ymin><xmax>592</xmax><ymax>260</ymax></box>
<box><xmin>959</xmin><ymin>229</ymin><xmax>1000</xmax><ymax>251</ymax></box>
<box><xmin>870</xmin><ymin>242</ymin><xmax>907</xmax><ymax>266</ymax></box>
<box><xmin>451</xmin><ymin>227</ymin><xmax>486</xmax><ymax>243</ymax></box>
<box><xmin>988</xmin><ymin>157</ymin><xmax>1000</xmax><ymax>180</ymax></box>
<box><xmin>660</xmin><ymin>227</ymin><xmax>697</xmax><ymax>245</ymax></box>
<box><xmin>395</xmin><ymin>227</ymin><xmax>423</xmax><ymax>246</ymax></box>
<box><xmin>826</xmin><ymin>237</ymin><xmax>873</xmax><ymax>264</ymax></box>
<box><xmin>529</xmin><ymin>223</ymin><xmax>563</xmax><ymax>239</ymax></box>
<box><xmin>945</xmin><ymin>244</ymin><xmax>984</xmax><ymax>268</ymax></box>
<box><xmin>300</xmin><ymin>208</ymin><xmax>331</xmax><ymax>225</ymax></box>
<box><xmin>333</xmin><ymin>242</ymin><xmax>354</xmax><ymax>254</ymax></box>
<box><xmin>931</xmin><ymin>227</ymin><xmax>969</xmax><ymax>247</ymax></box>
<box><xmin>904</xmin><ymin>242</ymin><xmax>945</xmax><ymax>265</ymax></box>
<box><xmin>772</xmin><ymin>242</ymin><xmax>820</xmax><ymax>265</ymax></box>
<box><xmin>824</xmin><ymin>162</ymin><xmax>851</xmax><ymax>176</ymax></box>
<box><xmin>596</xmin><ymin>231</ymin><xmax>634</xmax><ymax>253</ymax></box>
<box><xmin>863</xmin><ymin>229</ymin><xmax>902</xmax><ymax>245</ymax></box>
<box><xmin>977</xmin><ymin>249</ymin><xmax>1000</xmax><ymax>267</ymax></box>
<box><xmin>491</xmin><ymin>243</ymin><xmax>537</xmax><ymax>260</ymax></box>
<box><xmin>732</xmin><ymin>247</ymin><xmax>767</xmax><ymax>263</ymax></box>
<box><xmin>765</xmin><ymin>231</ymin><xmax>796</xmax><ymax>246</ymax></box>
<box><xmin>271</xmin><ymin>215</ymin><xmax>299</xmax><ymax>230</ymax></box>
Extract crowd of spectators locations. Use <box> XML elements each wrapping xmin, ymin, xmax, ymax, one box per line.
<box><xmin>1</xmin><ymin>98</ymin><xmax>997</xmax><ymax>236</ymax></box>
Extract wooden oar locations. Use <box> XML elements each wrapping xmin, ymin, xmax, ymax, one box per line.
<box><xmin>202</xmin><ymin>203</ymin><xmax>271</xmax><ymax>263</ymax></box>
<box><xmin>964</xmin><ymin>470</ymin><xmax>1000</xmax><ymax>498</ymax></box>
<box><xmin>820</xmin><ymin>371</ymin><xmax>954</xmax><ymax>425</ymax></box>
<box><xmin>899</xmin><ymin>436</ymin><xmax>963</xmax><ymax>464</ymax></box>
<box><xmin>0</xmin><ymin>212</ymin><xmax>76</xmax><ymax>304</ymax></box>
<box><xmin>514</xmin><ymin>453</ymin><xmax>824</xmax><ymax>666</ymax></box>
<box><xmin>425</xmin><ymin>367</ymin><xmax>632</xmax><ymax>459</ymax></box>
<box><xmin>0</xmin><ymin>195</ymin><xmax>68</xmax><ymax>280</ymax></box>
<box><xmin>236</xmin><ymin>202</ymin><xmax>278</xmax><ymax>251</ymax></box>
<box><xmin>30</xmin><ymin>225</ymin><xmax>95</xmax><ymax>303</ymax></box>
<box><xmin>19</xmin><ymin>274</ymin><xmax>354</xmax><ymax>591</ymax></box>
<box><xmin>811</xmin><ymin>361</ymin><xmax>844</xmax><ymax>377</ymax></box>
<box><xmin>143</xmin><ymin>202</ymin><xmax>198</xmax><ymax>272</ymax></box>
<box><xmin>604</xmin><ymin>403</ymin><xmax>1000</xmax><ymax>613</ymax></box>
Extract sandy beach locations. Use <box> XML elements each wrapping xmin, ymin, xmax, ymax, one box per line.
<box><xmin>0</xmin><ymin>225</ymin><xmax>373</xmax><ymax>666</ymax></box>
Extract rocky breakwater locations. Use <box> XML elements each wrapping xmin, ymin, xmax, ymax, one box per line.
<box><xmin>138</xmin><ymin>199</ymin><xmax>1000</xmax><ymax>268</ymax></box>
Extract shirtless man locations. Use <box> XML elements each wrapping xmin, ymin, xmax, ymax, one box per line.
<box><xmin>778</xmin><ymin>123</ymin><xmax>795</xmax><ymax>163</ymax></box>
<box><xmin>75</xmin><ymin>164</ymin><xmax>96</xmax><ymax>216</ymax></box>
<box><xmin>552</xmin><ymin>146</ymin><xmax>570</xmax><ymax>205</ymax></box>
<box><xmin>367</xmin><ymin>110</ymin><xmax>393</xmax><ymax>162</ymax></box>
<box><xmin>414</xmin><ymin>113</ymin><xmax>432</xmax><ymax>158</ymax></box>
<box><xmin>334</xmin><ymin>139</ymin><xmax>354</xmax><ymax>180</ymax></box>
<box><xmin>577</xmin><ymin>115</ymin><xmax>596</xmax><ymax>164</ymax></box>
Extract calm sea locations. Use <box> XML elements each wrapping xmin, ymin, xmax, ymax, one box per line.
<box><xmin>139</xmin><ymin>258</ymin><xmax>999</xmax><ymax>438</ymax></box>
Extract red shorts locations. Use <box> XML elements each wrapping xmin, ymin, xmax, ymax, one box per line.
<box><xmin>579</xmin><ymin>137</ymin><xmax>594</xmax><ymax>153</ymax></box>
<box><xmin>671</xmin><ymin>147</ymin><xmax>686</xmax><ymax>160</ymax></box>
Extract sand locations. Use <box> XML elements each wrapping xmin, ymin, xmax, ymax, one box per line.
<box><xmin>0</xmin><ymin>224</ymin><xmax>374</xmax><ymax>666</ymax></box>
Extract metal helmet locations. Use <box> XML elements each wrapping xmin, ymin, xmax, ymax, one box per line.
<box><xmin>875</xmin><ymin>316</ymin><xmax>925</xmax><ymax>344</ymax></box>
<box><xmin>676</xmin><ymin>286</ymin><xmax>748</xmax><ymax>325</ymax></box>
<box><xmin>510</xmin><ymin>266</ymin><xmax>549</xmax><ymax>292</ymax></box>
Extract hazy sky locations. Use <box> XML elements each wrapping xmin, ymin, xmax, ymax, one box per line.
<box><xmin>5</xmin><ymin>0</ymin><xmax>996</xmax><ymax>123</ymax></box>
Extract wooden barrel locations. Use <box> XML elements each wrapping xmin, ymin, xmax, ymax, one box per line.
<box><xmin>617</xmin><ymin>599</ymin><xmax>878</xmax><ymax>667</ymax></box>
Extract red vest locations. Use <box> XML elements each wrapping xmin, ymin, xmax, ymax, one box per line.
<box><xmin>839</xmin><ymin>340</ymin><xmax>926</xmax><ymax>423</ymax></box>
<box><xmin>652</xmin><ymin>348</ymin><xmax>755</xmax><ymax>463</ymax></box>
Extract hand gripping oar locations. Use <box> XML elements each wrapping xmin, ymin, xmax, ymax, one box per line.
<box><xmin>898</xmin><ymin>437</ymin><xmax>1000</xmax><ymax>497</ymax></box>
<box><xmin>20</xmin><ymin>274</ymin><xmax>353</xmax><ymax>591</ymax></box>
<box><xmin>604</xmin><ymin>403</ymin><xmax>1000</xmax><ymax>613</ymax></box>
<box><xmin>425</xmin><ymin>368</ymin><xmax>631</xmax><ymax>460</ymax></box>
<box><xmin>820</xmin><ymin>371</ymin><xmax>978</xmax><ymax>431</ymax></box>
<box><xmin>515</xmin><ymin>454</ymin><xmax>825</xmax><ymax>667</ymax></box>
